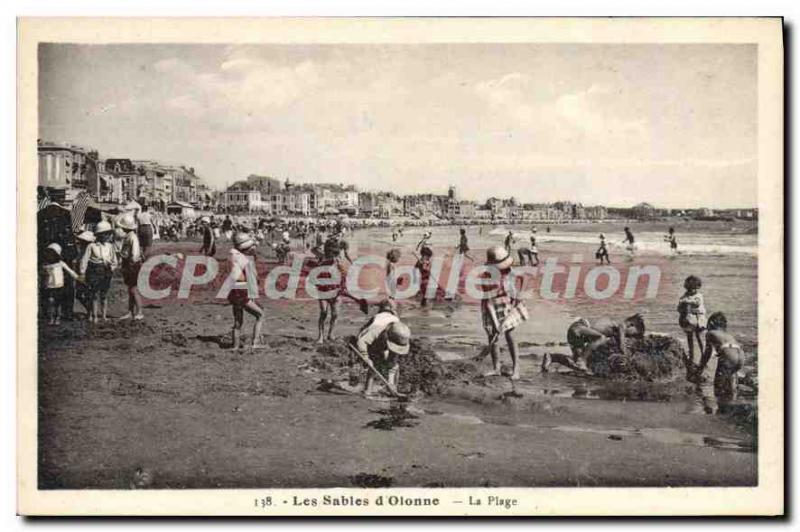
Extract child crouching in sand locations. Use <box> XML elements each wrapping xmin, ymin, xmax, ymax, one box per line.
<box><xmin>480</xmin><ymin>245</ymin><xmax>528</xmax><ymax>380</ymax></box>
<box><xmin>689</xmin><ymin>311</ymin><xmax>745</xmax><ymax>413</ymax></box>
<box><xmin>542</xmin><ymin>314</ymin><xmax>646</xmax><ymax>374</ymax></box>
<box><xmin>228</xmin><ymin>232</ymin><xmax>266</xmax><ymax>349</ymax></box>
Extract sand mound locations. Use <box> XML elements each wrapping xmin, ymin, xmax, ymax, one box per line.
<box><xmin>588</xmin><ymin>334</ymin><xmax>687</xmax><ymax>382</ymax></box>
<box><xmin>316</xmin><ymin>337</ymin><xmax>482</xmax><ymax>396</ymax></box>
<box><xmin>399</xmin><ymin>338</ymin><xmax>483</xmax><ymax>395</ymax></box>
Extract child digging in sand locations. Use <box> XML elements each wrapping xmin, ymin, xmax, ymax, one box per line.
<box><xmin>689</xmin><ymin>311</ymin><xmax>745</xmax><ymax>413</ymax></box>
<box><xmin>41</xmin><ymin>243</ymin><xmax>80</xmax><ymax>325</ymax></box>
<box><xmin>480</xmin><ymin>245</ymin><xmax>528</xmax><ymax>380</ymax></box>
<box><xmin>678</xmin><ymin>275</ymin><xmax>707</xmax><ymax>363</ymax></box>
<box><xmin>354</xmin><ymin>299</ymin><xmax>412</xmax><ymax>397</ymax></box>
<box><xmin>542</xmin><ymin>314</ymin><xmax>646</xmax><ymax>374</ymax></box>
<box><xmin>228</xmin><ymin>232</ymin><xmax>266</xmax><ymax>349</ymax></box>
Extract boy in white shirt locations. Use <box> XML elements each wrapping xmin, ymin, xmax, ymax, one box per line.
<box><xmin>41</xmin><ymin>243</ymin><xmax>79</xmax><ymax>325</ymax></box>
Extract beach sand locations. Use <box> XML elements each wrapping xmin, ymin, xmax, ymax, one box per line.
<box><xmin>37</xmin><ymin>230</ymin><xmax>757</xmax><ymax>489</ymax></box>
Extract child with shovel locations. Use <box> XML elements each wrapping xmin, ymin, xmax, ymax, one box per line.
<box><xmin>480</xmin><ymin>245</ymin><xmax>528</xmax><ymax>380</ymax></box>
<box><xmin>352</xmin><ymin>300</ymin><xmax>411</xmax><ymax>398</ymax></box>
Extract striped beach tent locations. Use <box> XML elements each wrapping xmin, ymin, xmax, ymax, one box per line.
<box><xmin>70</xmin><ymin>191</ymin><xmax>93</xmax><ymax>232</ymax></box>
<box><xmin>37</xmin><ymin>188</ymin><xmax>51</xmax><ymax>211</ymax></box>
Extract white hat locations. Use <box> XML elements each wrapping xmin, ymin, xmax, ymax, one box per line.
<box><xmin>200</xmin><ymin>216</ymin><xmax>210</xmax><ymax>224</ymax></box>
<box><xmin>46</xmin><ymin>243</ymin><xmax>62</xmax><ymax>256</ymax></box>
<box><xmin>386</xmin><ymin>322</ymin><xmax>411</xmax><ymax>355</ymax></box>
<box><xmin>95</xmin><ymin>220</ymin><xmax>113</xmax><ymax>234</ymax></box>
<box><xmin>117</xmin><ymin>213</ymin><xmax>137</xmax><ymax>230</ymax></box>
<box><xmin>76</xmin><ymin>230</ymin><xmax>96</xmax><ymax>243</ymax></box>
<box><xmin>232</xmin><ymin>231</ymin><xmax>255</xmax><ymax>251</ymax></box>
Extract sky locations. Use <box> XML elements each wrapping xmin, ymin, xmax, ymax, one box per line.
<box><xmin>38</xmin><ymin>43</ymin><xmax>757</xmax><ymax>208</ymax></box>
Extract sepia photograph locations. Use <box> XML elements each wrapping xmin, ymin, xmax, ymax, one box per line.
<box><xmin>17</xmin><ymin>17</ymin><xmax>784</xmax><ymax>516</ymax></box>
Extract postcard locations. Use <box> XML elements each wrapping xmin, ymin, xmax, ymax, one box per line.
<box><xmin>17</xmin><ymin>17</ymin><xmax>784</xmax><ymax>516</ymax></box>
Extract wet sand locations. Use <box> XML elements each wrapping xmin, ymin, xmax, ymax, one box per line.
<box><xmin>38</xmin><ymin>239</ymin><xmax>756</xmax><ymax>488</ymax></box>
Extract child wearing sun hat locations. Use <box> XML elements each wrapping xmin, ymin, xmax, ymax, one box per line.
<box><xmin>228</xmin><ymin>231</ymin><xmax>266</xmax><ymax>350</ymax></box>
<box><xmin>80</xmin><ymin>220</ymin><xmax>118</xmax><ymax>323</ymax></box>
<box><xmin>480</xmin><ymin>245</ymin><xmax>527</xmax><ymax>380</ymax></box>
<box><xmin>41</xmin><ymin>243</ymin><xmax>80</xmax><ymax>325</ymax></box>
<box><xmin>117</xmin><ymin>213</ymin><xmax>144</xmax><ymax>321</ymax></box>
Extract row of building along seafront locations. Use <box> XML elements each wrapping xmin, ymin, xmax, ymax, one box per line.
<box><xmin>38</xmin><ymin>139</ymin><xmax>757</xmax><ymax>222</ymax></box>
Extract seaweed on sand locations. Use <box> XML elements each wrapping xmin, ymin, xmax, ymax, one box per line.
<box><xmin>350</xmin><ymin>473</ymin><xmax>393</xmax><ymax>488</ymax></box>
<box><xmin>398</xmin><ymin>338</ymin><xmax>483</xmax><ymax>395</ymax></box>
<box><xmin>588</xmin><ymin>334</ymin><xmax>687</xmax><ymax>382</ymax></box>
<box><xmin>365</xmin><ymin>404</ymin><xmax>420</xmax><ymax>430</ymax></box>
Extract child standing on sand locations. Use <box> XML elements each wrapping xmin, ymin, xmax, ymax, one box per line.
<box><xmin>416</xmin><ymin>230</ymin><xmax>432</xmax><ymax>252</ymax></box>
<box><xmin>414</xmin><ymin>246</ymin><xmax>434</xmax><ymax>307</ymax></box>
<box><xmin>623</xmin><ymin>227</ymin><xmax>636</xmax><ymax>256</ymax></box>
<box><xmin>480</xmin><ymin>245</ymin><xmax>527</xmax><ymax>380</ymax></box>
<box><xmin>228</xmin><ymin>232</ymin><xmax>266</xmax><ymax>349</ymax></box>
<box><xmin>385</xmin><ymin>248</ymin><xmax>402</xmax><ymax>298</ymax></box>
<box><xmin>678</xmin><ymin>275</ymin><xmax>707</xmax><ymax>363</ymax></box>
<box><xmin>690</xmin><ymin>311</ymin><xmax>745</xmax><ymax>413</ymax></box>
<box><xmin>41</xmin><ymin>243</ymin><xmax>80</xmax><ymax>325</ymax></box>
<box><xmin>117</xmin><ymin>213</ymin><xmax>144</xmax><ymax>321</ymax></box>
<box><xmin>596</xmin><ymin>234</ymin><xmax>610</xmax><ymax>264</ymax></box>
<box><xmin>504</xmin><ymin>230</ymin><xmax>515</xmax><ymax>254</ymax></box>
<box><xmin>73</xmin><ymin>231</ymin><xmax>96</xmax><ymax>317</ymax></box>
<box><xmin>80</xmin><ymin>221</ymin><xmax>117</xmax><ymax>322</ymax></box>
<box><xmin>456</xmin><ymin>228</ymin><xmax>473</xmax><ymax>260</ymax></box>
<box><xmin>664</xmin><ymin>227</ymin><xmax>678</xmax><ymax>253</ymax></box>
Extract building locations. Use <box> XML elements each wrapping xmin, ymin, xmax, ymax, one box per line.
<box><xmin>92</xmin><ymin>159</ymin><xmax>124</xmax><ymax>204</ymax></box>
<box><xmin>448</xmin><ymin>200</ymin><xmax>477</xmax><ymax>219</ymax></box>
<box><xmin>38</xmin><ymin>140</ymin><xmax>98</xmax><ymax>204</ymax></box>
<box><xmin>403</xmin><ymin>193</ymin><xmax>448</xmax><ymax>218</ymax></box>
<box><xmin>245</xmin><ymin>174</ymin><xmax>283</xmax><ymax>195</ymax></box>
<box><xmin>222</xmin><ymin>188</ymin><xmax>266</xmax><ymax>212</ymax></box>
<box><xmin>359</xmin><ymin>191</ymin><xmax>403</xmax><ymax>217</ymax></box>
<box><xmin>305</xmin><ymin>183</ymin><xmax>359</xmax><ymax>214</ymax></box>
<box><xmin>584</xmin><ymin>205</ymin><xmax>608</xmax><ymax>220</ymax></box>
<box><xmin>631</xmin><ymin>202</ymin><xmax>657</xmax><ymax>220</ymax></box>
<box><xmin>447</xmin><ymin>185</ymin><xmax>458</xmax><ymax>202</ymax></box>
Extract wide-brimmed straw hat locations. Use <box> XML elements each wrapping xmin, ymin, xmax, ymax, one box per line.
<box><xmin>232</xmin><ymin>231</ymin><xmax>255</xmax><ymax>251</ymax></box>
<box><xmin>386</xmin><ymin>321</ymin><xmax>410</xmax><ymax>355</ymax></box>
<box><xmin>117</xmin><ymin>213</ymin><xmax>137</xmax><ymax>230</ymax></box>
<box><xmin>46</xmin><ymin>243</ymin><xmax>62</xmax><ymax>256</ymax></box>
<box><xmin>95</xmin><ymin>221</ymin><xmax>113</xmax><ymax>234</ymax></box>
<box><xmin>76</xmin><ymin>230</ymin><xmax>96</xmax><ymax>243</ymax></box>
<box><xmin>486</xmin><ymin>244</ymin><xmax>513</xmax><ymax>269</ymax></box>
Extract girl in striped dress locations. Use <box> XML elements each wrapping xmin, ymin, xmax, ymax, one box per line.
<box><xmin>481</xmin><ymin>245</ymin><xmax>528</xmax><ymax>380</ymax></box>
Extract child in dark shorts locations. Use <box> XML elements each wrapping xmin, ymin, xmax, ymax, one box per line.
<box><xmin>118</xmin><ymin>213</ymin><xmax>144</xmax><ymax>320</ymax></box>
<box><xmin>228</xmin><ymin>232</ymin><xmax>266</xmax><ymax>350</ymax></box>
<box><xmin>80</xmin><ymin>222</ymin><xmax>118</xmax><ymax>322</ymax></box>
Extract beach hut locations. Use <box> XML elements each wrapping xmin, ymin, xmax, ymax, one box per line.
<box><xmin>166</xmin><ymin>201</ymin><xmax>196</xmax><ymax>217</ymax></box>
